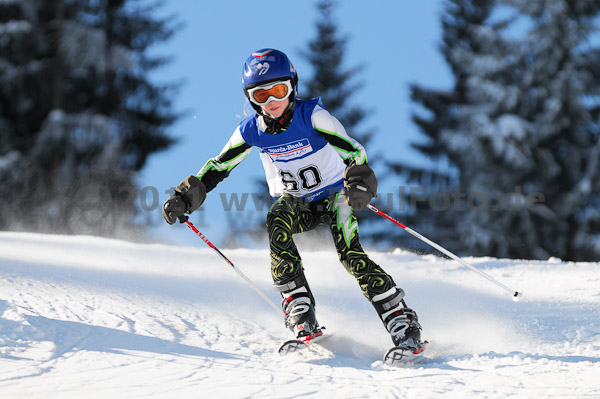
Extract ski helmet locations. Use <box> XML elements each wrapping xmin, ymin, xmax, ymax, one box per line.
<box><xmin>242</xmin><ymin>48</ymin><xmax>298</xmax><ymax>105</ymax></box>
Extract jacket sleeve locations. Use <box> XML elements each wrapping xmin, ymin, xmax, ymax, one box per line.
<box><xmin>196</xmin><ymin>127</ymin><xmax>252</xmax><ymax>192</ymax></box>
<box><xmin>311</xmin><ymin>104</ymin><xmax>368</xmax><ymax>166</ymax></box>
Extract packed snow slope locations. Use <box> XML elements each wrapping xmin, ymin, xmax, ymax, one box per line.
<box><xmin>1</xmin><ymin>231</ymin><xmax>599</xmax><ymax>399</ymax></box>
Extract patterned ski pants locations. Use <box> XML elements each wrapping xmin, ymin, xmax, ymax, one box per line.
<box><xmin>266</xmin><ymin>192</ymin><xmax>396</xmax><ymax>301</ymax></box>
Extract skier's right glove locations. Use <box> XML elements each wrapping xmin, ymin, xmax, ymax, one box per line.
<box><xmin>162</xmin><ymin>175</ymin><xmax>206</xmax><ymax>225</ymax></box>
<box><xmin>341</xmin><ymin>163</ymin><xmax>378</xmax><ymax>210</ymax></box>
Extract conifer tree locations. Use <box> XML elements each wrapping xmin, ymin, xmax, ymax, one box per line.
<box><xmin>390</xmin><ymin>0</ymin><xmax>600</xmax><ymax>260</ymax></box>
<box><xmin>502</xmin><ymin>0</ymin><xmax>600</xmax><ymax>260</ymax></box>
<box><xmin>389</xmin><ymin>0</ymin><xmax>506</xmax><ymax>254</ymax></box>
<box><xmin>0</xmin><ymin>0</ymin><xmax>176</xmax><ymax>237</ymax></box>
<box><xmin>300</xmin><ymin>0</ymin><xmax>373</xmax><ymax>146</ymax></box>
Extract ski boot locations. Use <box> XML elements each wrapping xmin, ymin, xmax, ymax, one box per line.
<box><xmin>274</xmin><ymin>274</ymin><xmax>323</xmax><ymax>341</ymax></box>
<box><xmin>372</xmin><ymin>287</ymin><xmax>423</xmax><ymax>349</ymax></box>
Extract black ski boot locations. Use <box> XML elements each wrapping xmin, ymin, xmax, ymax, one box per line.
<box><xmin>274</xmin><ymin>274</ymin><xmax>321</xmax><ymax>339</ymax></box>
<box><xmin>372</xmin><ymin>287</ymin><xmax>423</xmax><ymax>349</ymax></box>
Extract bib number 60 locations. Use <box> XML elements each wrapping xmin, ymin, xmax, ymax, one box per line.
<box><xmin>279</xmin><ymin>165</ymin><xmax>322</xmax><ymax>192</ymax></box>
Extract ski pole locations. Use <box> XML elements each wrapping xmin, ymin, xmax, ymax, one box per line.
<box><xmin>178</xmin><ymin>216</ymin><xmax>282</xmax><ymax>313</ymax></box>
<box><xmin>366</xmin><ymin>204</ymin><xmax>527</xmax><ymax>302</ymax></box>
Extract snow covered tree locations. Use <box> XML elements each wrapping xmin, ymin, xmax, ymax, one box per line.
<box><xmin>502</xmin><ymin>0</ymin><xmax>600</xmax><ymax>260</ymax></box>
<box><xmin>0</xmin><ymin>0</ymin><xmax>176</xmax><ymax>237</ymax></box>
<box><xmin>388</xmin><ymin>0</ymin><xmax>510</xmax><ymax>254</ymax></box>
<box><xmin>390</xmin><ymin>0</ymin><xmax>600</xmax><ymax>261</ymax></box>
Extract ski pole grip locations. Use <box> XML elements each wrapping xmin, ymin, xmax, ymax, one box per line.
<box><xmin>178</xmin><ymin>215</ymin><xmax>189</xmax><ymax>223</ymax></box>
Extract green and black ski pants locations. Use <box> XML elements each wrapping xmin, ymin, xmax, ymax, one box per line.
<box><xmin>266</xmin><ymin>192</ymin><xmax>396</xmax><ymax>301</ymax></box>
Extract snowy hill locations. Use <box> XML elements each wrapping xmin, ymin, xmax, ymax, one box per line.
<box><xmin>1</xmin><ymin>231</ymin><xmax>599</xmax><ymax>398</ymax></box>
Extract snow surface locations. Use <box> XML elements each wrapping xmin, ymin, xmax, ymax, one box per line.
<box><xmin>1</xmin><ymin>231</ymin><xmax>599</xmax><ymax>398</ymax></box>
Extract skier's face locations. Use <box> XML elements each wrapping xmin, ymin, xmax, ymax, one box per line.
<box><xmin>261</xmin><ymin>98</ymin><xmax>289</xmax><ymax>118</ymax></box>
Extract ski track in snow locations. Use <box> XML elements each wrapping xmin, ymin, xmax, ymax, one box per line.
<box><xmin>1</xmin><ymin>231</ymin><xmax>599</xmax><ymax>398</ymax></box>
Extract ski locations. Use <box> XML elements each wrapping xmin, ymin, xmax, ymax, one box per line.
<box><xmin>277</xmin><ymin>329</ymin><xmax>327</xmax><ymax>355</ymax></box>
<box><xmin>383</xmin><ymin>340</ymin><xmax>429</xmax><ymax>367</ymax></box>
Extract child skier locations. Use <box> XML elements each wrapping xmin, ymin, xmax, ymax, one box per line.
<box><xmin>162</xmin><ymin>48</ymin><xmax>423</xmax><ymax>350</ymax></box>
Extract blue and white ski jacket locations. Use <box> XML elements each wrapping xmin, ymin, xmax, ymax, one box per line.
<box><xmin>197</xmin><ymin>98</ymin><xmax>367</xmax><ymax>202</ymax></box>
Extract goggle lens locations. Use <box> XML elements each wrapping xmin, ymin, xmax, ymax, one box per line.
<box><xmin>253</xmin><ymin>84</ymin><xmax>288</xmax><ymax>103</ymax></box>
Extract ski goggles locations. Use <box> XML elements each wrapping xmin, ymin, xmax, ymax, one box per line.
<box><xmin>247</xmin><ymin>80</ymin><xmax>293</xmax><ymax>106</ymax></box>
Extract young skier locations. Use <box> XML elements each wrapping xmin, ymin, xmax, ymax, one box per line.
<box><xmin>162</xmin><ymin>48</ymin><xmax>423</xmax><ymax>350</ymax></box>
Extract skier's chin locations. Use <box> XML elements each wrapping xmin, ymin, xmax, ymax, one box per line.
<box><xmin>266</xmin><ymin>107</ymin><xmax>284</xmax><ymax>118</ymax></box>
<box><xmin>261</xmin><ymin>98</ymin><xmax>289</xmax><ymax>118</ymax></box>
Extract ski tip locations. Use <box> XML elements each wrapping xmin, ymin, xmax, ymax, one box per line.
<box><xmin>383</xmin><ymin>340</ymin><xmax>429</xmax><ymax>367</ymax></box>
<box><xmin>278</xmin><ymin>331</ymin><xmax>329</xmax><ymax>356</ymax></box>
<box><xmin>278</xmin><ymin>339</ymin><xmax>309</xmax><ymax>356</ymax></box>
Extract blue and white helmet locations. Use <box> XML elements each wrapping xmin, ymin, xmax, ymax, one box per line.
<box><xmin>242</xmin><ymin>48</ymin><xmax>298</xmax><ymax>100</ymax></box>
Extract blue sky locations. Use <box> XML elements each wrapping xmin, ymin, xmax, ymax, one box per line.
<box><xmin>140</xmin><ymin>0</ymin><xmax>452</xmax><ymax>245</ymax></box>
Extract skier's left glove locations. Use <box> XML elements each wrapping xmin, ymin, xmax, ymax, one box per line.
<box><xmin>162</xmin><ymin>175</ymin><xmax>206</xmax><ymax>225</ymax></box>
<box><xmin>341</xmin><ymin>163</ymin><xmax>377</xmax><ymax>210</ymax></box>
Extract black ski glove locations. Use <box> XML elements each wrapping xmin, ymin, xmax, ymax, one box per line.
<box><xmin>162</xmin><ymin>176</ymin><xmax>207</xmax><ymax>225</ymax></box>
<box><xmin>341</xmin><ymin>163</ymin><xmax>377</xmax><ymax>210</ymax></box>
